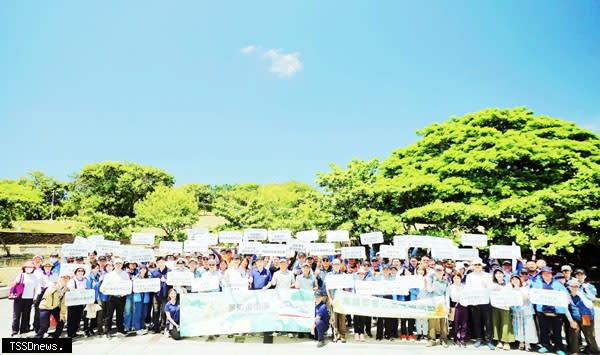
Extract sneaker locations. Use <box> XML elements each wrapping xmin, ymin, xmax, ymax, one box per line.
<box><xmin>442</xmin><ymin>341</ymin><xmax>449</xmax><ymax>348</ymax></box>
<box><xmin>317</xmin><ymin>340</ymin><xmax>325</xmax><ymax>348</ymax></box>
<box><xmin>474</xmin><ymin>340</ymin><xmax>482</xmax><ymax>348</ymax></box>
<box><xmin>359</xmin><ymin>334</ymin><xmax>365</xmax><ymax>342</ymax></box>
<box><xmin>355</xmin><ymin>333</ymin><xmax>360</xmax><ymax>341</ymax></box>
<box><xmin>503</xmin><ymin>343</ymin><xmax>510</xmax><ymax>351</ymax></box>
<box><xmin>409</xmin><ymin>335</ymin><xmax>415</xmax><ymax>342</ymax></box>
<box><xmin>340</xmin><ymin>338</ymin><xmax>346</xmax><ymax>343</ymax></box>
<box><xmin>401</xmin><ymin>335</ymin><xmax>407</xmax><ymax>341</ymax></box>
<box><xmin>487</xmin><ymin>343</ymin><xmax>496</xmax><ymax>350</ymax></box>
<box><xmin>556</xmin><ymin>351</ymin><xmax>566</xmax><ymax>355</ymax></box>
<box><xmin>427</xmin><ymin>340</ymin><xmax>437</xmax><ymax>347</ymax></box>
<box><xmin>537</xmin><ymin>347</ymin><xmax>549</xmax><ymax>354</ymax></box>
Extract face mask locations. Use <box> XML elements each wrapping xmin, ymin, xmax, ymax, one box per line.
<box><xmin>25</xmin><ymin>267</ymin><xmax>34</xmax><ymax>273</ymax></box>
<box><xmin>49</xmin><ymin>258</ymin><xmax>58</xmax><ymax>264</ymax></box>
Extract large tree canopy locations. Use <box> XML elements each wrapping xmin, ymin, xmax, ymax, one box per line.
<box><xmin>0</xmin><ymin>180</ymin><xmax>43</xmax><ymax>228</ymax></box>
<box><xmin>376</xmin><ymin>107</ymin><xmax>599</xmax><ymax>254</ymax></box>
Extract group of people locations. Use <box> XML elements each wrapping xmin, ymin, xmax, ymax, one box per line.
<box><xmin>8</xmin><ymin>246</ymin><xmax>599</xmax><ymax>355</ymax></box>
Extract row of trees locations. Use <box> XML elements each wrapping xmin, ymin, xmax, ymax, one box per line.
<box><xmin>1</xmin><ymin>107</ymin><xmax>598</xmax><ymax>255</ymax></box>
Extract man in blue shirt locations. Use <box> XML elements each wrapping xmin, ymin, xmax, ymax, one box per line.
<box><xmin>250</xmin><ymin>258</ymin><xmax>271</xmax><ymax>290</ymax></box>
<box><xmin>314</xmin><ymin>291</ymin><xmax>329</xmax><ymax>347</ymax></box>
<box><xmin>566</xmin><ymin>279</ymin><xmax>599</xmax><ymax>354</ymax></box>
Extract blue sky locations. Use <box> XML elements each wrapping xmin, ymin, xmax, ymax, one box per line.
<box><xmin>1</xmin><ymin>1</ymin><xmax>599</xmax><ymax>185</ymax></box>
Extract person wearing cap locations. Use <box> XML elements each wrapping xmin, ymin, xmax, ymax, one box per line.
<box><xmin>150</xmin><ymin>257</ymin><xmax>171</xmax><ymax>333</ymax></box>
<box><xmin>314</xmin><ymin>291</ymin><xmax>330</xmax><ymax>347</ymax></box>
<box><xmin>501</xmin><ymin>260</ymin><xmax>513</xmax><ymax>283</ymax></box>
<box><xmin>295</xmin><ymin>263</ymin><xmax>317</xmax><ymax>291</ymax></box>
<box><xmin>554</xmin><ymin>272</ymin><xmax>566</xmax><ymax>286</ymax></box>
<box><xmin>566</xmin><ymin>279</ymin><xmax>599</xmax><ymax>354</ymax></box>
<box><xmin>561</xmin><ymin>265</ymin><xmax>574</xmax><ymax>282</ymax></box>
<box><xmin>100</xmin><ymin>257</ymin><xmax>131</xmax><ymax>338</ymax></box>
<box><xmin>250</xmin><ymin>258</ymin><xmax>272</xmax><ymax>290</ymax></box>
<box><xmin>531</xmin><ymin>266</ymin><xmax>575</xmax><ymax>355</ymax></box>
<box><xmin>11</xmin><ymin>260</ymin><xmax>39</xmax><ymax>336</ymax></box>
<box><xmin>33</xmin><ymin>260</ymin><xmax>57</xmax><ymax>334</ymax></box>
<box><xmin>35</xmin><ymin>274</ymin><xmax>70</xmax><ymax>338</ymax></box>
<box><xmin>375</xmin><ymin>264</ymin><xmax>398</xmax><ymax>341</ymax></box>
<box><xmin>574</xmin><ymin>268</ymin><xmax>598</xmax><ymax>302</ymax></box>
<box><xmin>323</xmin><ymin>257</ymin><xmax>347</xmax><ymax>343</ymax></box>
<box><xmin>65</xmin><ymin>265</ymin><xmax>88</xmax><ymax>337</ymax></box>
<box><xmin>49</xmin><ymin>252</ymin><xmax>61</xmax><ymax>274</ymax></box>
<box><xmin>519</xmin><ymin>268</ymin><xmax>532</xmax><ymax>288</ymax></box>
<box><xmin>509</xmin><ymin>274</ymin><xmax>537</xmax><ymax>351</ymax></box>
<box><xmin>200</xmin><ymin>258</ymin><xmax>222</xmax><ymax>292</ymax></box>
<box><xmin>465</xmin><ymin>257</ymin><xmax>495</xmax><ymax>349</ymax></box>
<box><xmin>292</xmin><ymin>252</ymin><xmax>307</xmax><ymax>276</ymax></box>
<box><xmin>425</xmin><ymin>264</ymin><xmax>450</xmax><ymax>347</ymax></box>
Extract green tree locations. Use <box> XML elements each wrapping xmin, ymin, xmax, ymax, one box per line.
<box><xmin>0</xmin><ymin>180</ymin><xmax>43</xmax><ymax>255</ymax></box>
<box><xmin>376</xmin><ymin>107</ymin><xmax>600</xmax><ymax>255</ymax></box>
<box><xmin>134</xmin><ymin>186</ymin><xmax>199</xmax><ymax>240</ymax></box>
<box><xmin>181</xmin><ymin>183</ymin><xmax>214</xmax><ymax>213</ymax></box>
<box><xmin>18</xmin><ymin>171</ymin><xmax>69</xmax><ymax>219</ymax></box>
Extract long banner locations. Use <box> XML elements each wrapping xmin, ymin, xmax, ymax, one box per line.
<box><xmin>180</xmin><ymin>289</ymin><xmax>314</xmax><ymax>336</ymax></box>
<box><xmin>333</xmin><ymin>291</ymin><xmax>447</xmax><ymax>319</ymax></box>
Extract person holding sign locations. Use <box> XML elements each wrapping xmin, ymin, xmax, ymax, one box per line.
<box><xmin>100</xmin><ymin>258</ymin><xmax>131</xmax><ymax>339</ymax></box>
<box><xmin>509</xmin><ymin>275</ymin><xmax>537</xmax><ymax>351</ymax></box>
<box><xmin>490</xmin><ymin>269</ymin><xmax>514</xmax><ymax>350</ymax></box>
<box><xmin>150</xmin><ymin>257</ymin><xmax>171</xmax><ymax>334</ymax></box>
<box><xmin>531</xmin><ymin>266</ymin><xmax>575</xmax><ymax>355</ymax></box>
<box><xmin>566</xmin><ymin>279</ymin><xmax>599</xmax><ymax>355</ymax></box>
<box><xmin>133</xmin><ymin>266</ymin><xmax>152</xmax><ymax>333</ymax></box>
<box><xmin>425</xmin><ymin>264</ymin><xmax>449</xmax><ymax>348</ymax></box>
<box><xmin>66</xmin><ymin>266</ymin><xmax>88</xmax><ymax>338</ymax></box>
<box><xmin>352</xmin><ymin>267</ymin><xmax>372</xmax><ymax>342</ymax></box>
<box><xmin>34</xmin><ymin>274</ymin><xmax>70</xmax><ymax>338</ymax></box>
<box><xmin>465</xmin><ymin>257</ymin><xmax>495</xmax><ymax>350</ymax></box>
<box><xmin>83</xmin><ymin>264</ymin><xmax>101</xmax><ymax>337</ymax></box>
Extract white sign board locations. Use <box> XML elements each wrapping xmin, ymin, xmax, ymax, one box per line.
<box><xmin>529</xmin><ymin>288</ymin><xmax>569</xmax><ymax>308</ymax></box>
<box><xmin>223</xmin><ymin>278</ymin><xmax>248</xmax><ymax>292</ymax></box>
<box><xmin>355</xmin><ymin>280</ymin><xmax>409</xmax><ymax>296</ymax></box>
<box><xmin>126</xmin><ymin>248</ymin><xmax>155</xmax><ymax>263</ymax></box>
<box><xmin>219</xmin><ymin>231</ymin><xmax>243</xmax><ymax>244</ymax></box>
<box><xmin>159</xmin><ymin>241</ymin><xmax>183</xmax><ymax>255</ymax></box>
<box><xmin>73</xmin><ymin>236</ymin><xmax>90</xmax><ymax>247</ymax></box>
<box><xmin>287</xmin><ymin>240</ymin><xmax>309</xmax><ymax>253</ymax></box>
<box><xmin>259</xmin><ymin>243</ymin><xmax>288</xmax><ymax>257</ymax></box>
<box><xmin>461</xmin><ymin>234</ymin><xmax>488</xmax><ymax>247</ymax></box>
<box><xmin>88</xmin><ymin>234</ymin><xmax>105</xmax><ymax>243</ymax></box>
<box><xmin>459</xmin><ymin>288</ymin><xmax>490</xmax><ymax>306</ymax></box>
<box><xmin>325</xmin><ymin>274</ymin><xmax>355</xmax><ymax>290</ymax></box>
<box><xmin>95</xmin><ymin>240</ymin><xmax>121</xmax><ymax>255</ymax></box>
<box><xmin>61</xmin><ymin>244</ymin><xmax>89</xmax><ymax>257</ymax></box>
<box><xmin>239</xmin><ymin>242</ymin><xmax>262</xmax><ymax>255</ymax></box>
<box><xmin>191</xmin><ymin>276</ymin><xmax>220</xmax><ymax>292</ymax></box>
<box><xmin>397</xmin><ymin>275</ymin><xmax>425</xmax><ymax>289</ymax></box>
<box><xmin>189</xmin><ymin>232</ymin><xmax>218</xmax><ymax>245</ymax></box>
<box><xmin>490</xmin><ymin>289</ymin><xmax>523</xmax><ymax>308</ymax></box>
<box><xmin>296</xmin><ymin>230</ymin><xmax>319</xmax><ymax>242</ymax></box>
<box><xmin>379</xmin><ymin>245</ymin><xmax>407</xmax><ymax>259</ymax></box>
<box><xmin>132</xmin><ymin>278</ymin><xmax>160</xmax><ymax>293</ymax></box>
<box><xmin>102</xmin><ymin>279</ymin><xmax>132</xmax><ymax>296</ymax></box>
<box><xmin>167</xmin><ymin>271</ymin><xmax>194</xmax><ymax>286</ymax></box>
<box><xmin>431</xmin><ymin>246</ymin><xmax>459</xmax><ymax>260</ymax></box>
<box><xmin>308</xmin><ymin>243</ymin><xmax>335</xmax><ymax>256</ymax></box>
<box><xmin>341</xmin><ymin>246</ymin><xmax>366</xmax><ymax>260</ymax></box>
<box><xmin>393</xmin><ymin>235</ymin><xmax>453</xmax><ymax>249</ymax></box>
<box><xmin>457</xmin><ymin>248</ymin><xmax>479</xmax><ymax>261</ymax></box>
<box><xmin>65</xmin><ymin>289</ymin><xmax>96</xmax><ymax>306</ymax></box>
<box><xmin>131</xmin><ymin>232</ymin><xmax>155</xmax><ymax>245</ymax></box>
<box><xmin>360</xmin><ymin>232</ymin><xmax>383</xmax><ymax>245</ymax></box>
<box><xmin>187</xmin><ymin>228</ymin><xmax>209</xmax><ymax>238</ymax></box>
<box><xmin>183</xmin><ymin>240</ymin><xmax>209</xmax><ymax>253</ymax></box>
<box><xmin>326</xmin><ymin>230</ymin><xmax>350</xmax><ymax>243</ymax></box>
<box><xmin>268</xmin><ymin>230</ymin><xmax>292</xmax><ymax>243</ymax></box>
<box><xmin>59</xmin><ymin>263</ymin><xmax>91</xmax><ymax>277</ymax></box>
<box><xmin>244</xmin><ymin>228</ymin><xmax>267</xmax><ymax>241</ymax></box>
<box><xmin>489</xmin><ymin>245</ymin><xmax>521</xmax><ymax>259</ymax></box>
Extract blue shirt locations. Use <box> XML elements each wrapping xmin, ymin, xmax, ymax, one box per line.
<box><xmin>531</xmin><ymin>278</ymin><xmax>569</xmax><ymax>315</ymax></box>
<box><xmin>150</xmin><ymin>266</ymin><xmax>171</xmax><ymax>299</ymax></box>
<box><xmin>164</xmin><ymin>302</ymin><xmax>180</xmax><ymax>325</ymax></box>
<box><xmin>315</xmin><ymin>301</ymin><xmax>329</xmax><ymax>323</ymax></box>
<box><xmin>251</xmin><ymin>268</ymin><xmax>271</xmax><ymax>290</ymax></box>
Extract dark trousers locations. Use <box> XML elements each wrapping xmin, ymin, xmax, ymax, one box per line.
<box><xmin>353</xmin><ymin>315</ymin><xmax>371</xmax><ymax>335</ymax></box>
<box><xmin>377</xmin><ymin>317</ymin><xmax>398</xmax><ymax>339</ymax></box>
<box><xmin>12</xmin><ymin>298</ymin><xmax>34</xmax><ymax>334</ymax></box>
<box><xmin>152</xmin><ymin>296</ymin><xmax>167</xmax><ymax>331</ymax></box>
<box><xmin>470</xmin><ymin>304</ymin><xmax>492</xmax><ymax>343</ymax></box>
<box><xmin>66</xmin><ymin>305</ymin><xmax>84</xmax><ymax>337</ymax></box>
<box><xmin>105</xmin><ymin>296</ymin><xmax>126</xmax><ymax>334</ymax></box>
<box><xmin>538</xmin><ymin>312</ymin><xmax>565</xmax><ymax>352</ymax></box>
<box><xmin>35</xmin><ymin>308</ymin><xmax>64</xmax><ymax>338</ymax></box>
<box><xmin>33</xmin><ymin>292</ymin><xmax>44</xmax><ymax>333</ymax></box>
<box><xmin>315</xmin><ymin>319</ymin><xmax>329</xmax><ymax>341</ymax></box>
<box><xmin>453</xmin><ymin>304</ymin><xmax>469</xmax><ymax>342</ymax></box>
<box><xmin>400</xmin><ymin>318</ymin><xmax>415</xmax><ymax>337</ymax></box>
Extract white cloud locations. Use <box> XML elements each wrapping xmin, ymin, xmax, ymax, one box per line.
<box><xmin>240</xmin><ymin>45</ymin><xmax>302</xmax><ymax>78</ymax></box>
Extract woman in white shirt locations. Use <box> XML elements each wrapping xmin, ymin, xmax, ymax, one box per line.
<box><xmin>66</xmin><ymin>266</ymin><xmax>88</xmax><ymax>337</ymax></box>
<box><xmin>11</xmin><ymin>261</ymin><xmax>39</xmax><ymax>336</ymax></box>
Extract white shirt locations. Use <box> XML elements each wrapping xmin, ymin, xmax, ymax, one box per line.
<box><xmin>14</xmin><ymin>272</ymin><xmax>39</xmax><ymax>299</ymax></box>
<box><xmin>101</xmin><ymin>269</ymin><xmax>131</xmax><ymax>296</ymax></box>
<box><xmin>465</xmin><ymin>271</ymin><xmax>493</xmax><ymax>305</ymax></box>
<box><xmin>68</xmin><ymin>277</ymin><xmax>87</xmax><ymax>291</ymax></box>
<box><xmin>271</xmin><ymin>270</ymin><xmax>294</xmax><ymax>289</ymax></box>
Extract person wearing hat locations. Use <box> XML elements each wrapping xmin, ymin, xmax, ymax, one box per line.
<box><xmin>292</xmin><ymin>252</ymin><xmax>307</xmax><ymax>276</ymax></box>
<box><xmin>531</xmin><ymin>266</ymin><xmax>575</xmax><ymax>355</ymax></box>
<box><xmin>314</xmin><ymin>291</ymin><xmax>330</xmax><ymax>347</ymax></box>
<box><xmin>295</xmin><ymin>262</ymin><xmax>317</xmax><ymax>291</ymax></box>
<box><xmin>65</xmin><ymin>265</ymin><xmax>88</xmax><ymax>337</ymax></box>
<box><xmin>426</xmin><ymin>264</ymin><xmax>450</xmax><ymax>347</ymax></box>
<box><xmin>465</xmin><ymin>257</ymin><xmax>495</xmax><ymax>349</ymax></box>
<box><xmin>35</xmin><ymin>274</ymin><xmax>70</xmax><ymax>338</ymax></box>
<box><xmin>123</xmin><ymin>261</ymin><xmax>139</xmax><ymax>331</ymax></box>
<box><xmin>100</xmin><ymin>257</ymin><xmax>131</xmax><ymax>338</ymax></box>
<box><xmin>200</xmin><ymin>258</ymin><xmax>222</xmax><ymax>292</ymax></box>
<box><xmin>554</xmin><ymin>272</ymin><xmax>566</xmax><ymax>286</ymax></box>
<box><xmin>10</xmin><ymin>260</ymin><xmax>39</xmax><ymax>336</ymax></box>
<box><xmin>322</xmin><ymin>258</ymin><xmax>347</xmax><ymax>343</ymax></box>
<box><xmin>49</xmin><ymin>252</ymin><xmax>61</xmax><ymax>274</ymax></box>
<box><xmin>33</xmin><ymin>260</ymin><xmax>58</xmax><ymax>334</ymax></box>
<box><xmin>561</xmin><ymin>265</ymin><xmax>574</xmax><ymax>282</ymax></box>
<box><xmin>574</xmin><ymin>268</ymin><xmax>598</xmax><ymax>302</ymax></box>
<box><xmin>267</xmin><ymin>258</ymin><xmax>295</xmax><ymax>290</ymax></box>
<box><xmin>566</xmin><ymin>279</ymin><xmax>599</xmax><ymax>354</ymax></box>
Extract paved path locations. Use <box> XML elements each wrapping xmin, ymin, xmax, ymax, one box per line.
<box><xmin>1</xmin><ymin>299</ymin><xmax>598</xmax><ymax>355</ymax></box>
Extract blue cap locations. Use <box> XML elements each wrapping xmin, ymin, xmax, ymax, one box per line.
<box><xmin>540</xmin><ymin>266</ymin><xmax>553</xmax><ymax>273</ymax></box>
